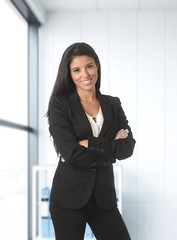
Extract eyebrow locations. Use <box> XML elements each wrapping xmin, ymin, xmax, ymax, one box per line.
<box><xmin>71</xmin><ymin>62</ymin><xmax>94</xmax><ymax>71</ymax></box>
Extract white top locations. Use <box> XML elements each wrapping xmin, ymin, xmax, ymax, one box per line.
<box><xmin>85</xmin><ymin>107</ymin><xmax>104</xmax><ymax>137</ymax></box>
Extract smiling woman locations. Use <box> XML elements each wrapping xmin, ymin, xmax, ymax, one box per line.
<box><xmin>46</xmin><ymin>42</ymin><xmax>136</xmax><ymax>240</ymax></box>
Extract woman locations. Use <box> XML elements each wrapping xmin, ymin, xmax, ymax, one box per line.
<box><xmin>46</xmin><ymin>42</ymin><xmax>136</xmax><ymax>240</ymax></box>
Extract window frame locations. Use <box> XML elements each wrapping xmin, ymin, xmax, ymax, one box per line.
<box><xmin>0</xmin><ymin>1</ymin><xmax>40</xmax><ymax>239</ymax></box>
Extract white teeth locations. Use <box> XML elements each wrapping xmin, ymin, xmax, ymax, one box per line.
<box><xmin>82</xmin><ymin>79</ymin><xmax>91</xmax><ymax>83</ymax></box>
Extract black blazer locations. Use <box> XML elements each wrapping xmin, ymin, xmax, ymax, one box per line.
<box><xmin>49</xmin><ymin>90</ymin><xmax>136</xmax><ymax>210</ymax></box>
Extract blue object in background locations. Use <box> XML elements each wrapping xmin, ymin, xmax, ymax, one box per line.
<box><xmin>41</xmin><ymin>217</ymin><xmax>49</xmax><ymax>238</ymax></box>
<box><xmin>84</xmin><ymin>223</ymin><xmax>95</xmax><ymax>239</ymax></box>
<box><xmin>41</xmin><ymin>187</ymin><xmax>51</xmax><ymax>238</ymax></box>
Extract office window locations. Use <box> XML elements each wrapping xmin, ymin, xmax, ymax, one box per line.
<box><xmin>0</xmin><ymin>127</ymin><xmax>28</xmax><ymax>239</ymax></box>
<box><xmin>0</xmin><ymin>0</ymin><xmax>28</xmax><ymax>125</ymax></box>
<box><xmin>0</xmin><ymin>0</ymin><xmax>28</xmax><ymax>239</ymax></box>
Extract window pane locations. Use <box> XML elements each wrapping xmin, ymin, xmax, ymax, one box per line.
<box><xmin>0</xmin><ymin>126</ymin><xmax>28</xmax><ymax>240</ymax></box>
<box><xmin>0</xmin><ymin>0</ymin><xmax>28</xmax><ymax>125</ymax></box>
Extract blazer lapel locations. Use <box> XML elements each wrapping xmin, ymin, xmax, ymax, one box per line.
<box><xmin>68</xmin><ymin>90</ymin><xmax>117</xmax><ymax>139</ymax></box>
<box><xmin>69</xmin><ymin>91</ymin><xmax>93</xmax><ymax>137</ymax></box>
<box><xmin>97</xmin><ymin>94</ymin><xmax>113</xmax><ymax>138</ymax></box>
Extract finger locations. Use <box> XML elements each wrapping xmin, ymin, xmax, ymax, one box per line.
<box><xmin>115</xmin><ymin>129</ymin><xmax>129</xmax><ymax>139</ymax></box>
<box><xmin>117</xmin><ymin>131</ymin><xmax>128</xmax><ymax>139</ymax></box>
<box><xmin>120</xmin><ymin>130</ymin><xmax>128</xmax><ymax>136</ymax></box>
<box><xmin>116</xmin><ymin>129</ymin><xmax>124</xmax><ymax>136</ymax></box>
<box><xmin>121</xmin><ymin>129</ymin><xmax>129</xmax><ymax>136</ymax></box>
<box><xmin>117</xmin><ymin>129</ymin><xmax>129</xmax><ymax>134</ymax></box>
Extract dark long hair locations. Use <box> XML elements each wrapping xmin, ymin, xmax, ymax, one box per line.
<box><xmin>46</xmin><ymin>42</ymin><xmax>101</xmax><ymax>123</ymax></box>
<box><xmin>46</xmin><ymin>43</ymin><xmax>101</xmax><ymax>155</ymax></box>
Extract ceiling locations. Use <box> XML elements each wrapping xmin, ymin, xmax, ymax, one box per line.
<box><xmin>35</xmin><ymin>0</ymin><xmax>177</xmax><ymax>11</ymax></box>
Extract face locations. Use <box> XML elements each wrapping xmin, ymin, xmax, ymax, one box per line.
<box><xmin>70</xmin><ymin>55</ymin><xmax>98</xmax><ymax>93</ymax></box>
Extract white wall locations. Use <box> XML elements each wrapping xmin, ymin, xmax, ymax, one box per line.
<box><xmin>38</xmin><ymin>10</ymin><xmax>177</xmax><ymax>240</ymax></box>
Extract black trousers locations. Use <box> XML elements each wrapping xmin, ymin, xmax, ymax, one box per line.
<box><xmin>50</xmin><ymin>193</ymin><xmax>131</xmax><ymax>240</ymax></box>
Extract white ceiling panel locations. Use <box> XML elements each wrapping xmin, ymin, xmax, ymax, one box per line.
<box><xmin>37</xmin><ymin>0</ymin><xmax>97</xmax><ymax>11</ymax></box>
<box><xmin>140</xmin><ymin>0</ymin><xmax>177</xmax><ymax>10</ymax></box>
<box><xmin>35</xmin><ymin>0</ymin><xmax>177</xmax><ymax>11</ymax></box>
<box><xmin>36</xmin><ymin>0</ymin><xmax>57</xmax><ymax>11</ymax></box>
<box><xmin>97</xmin><ymin>0</ymin><xmax>140</xmax><ymax>10</ymax></box>
<box><xmin>54</xmin><ymin>0</ymin><xmax>97</xmax><ymax>10</ymax></box>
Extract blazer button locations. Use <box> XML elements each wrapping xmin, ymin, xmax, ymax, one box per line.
<box><xmin>100</xmin><ymin>148</ymin><xmax>104</xmax><ymax>152</ymax></box>
<box><xmin>91</xmin><ymin>168</ymin><xmax>96</xmax><ymax>172</ymax></box>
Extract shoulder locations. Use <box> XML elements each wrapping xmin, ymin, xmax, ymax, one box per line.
<box><xmin>99</xmin><ymin>93</ymin><xmax>121</xmax><ymax>105</ymax></box>
<box><xmin>50</xmin><ymin>93</ymin><xmax>70</xmax><ymax>112</ymax></box>
<box><xmin>51</xmin><ymin>92</ymin><xmax>71</xmax><ymax>104</ymax></box>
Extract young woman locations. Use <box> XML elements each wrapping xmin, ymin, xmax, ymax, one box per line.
<box><xmin>46</xmin><ymin>42</ymin><xmax>136</xmax><ymax>240</ymax></box>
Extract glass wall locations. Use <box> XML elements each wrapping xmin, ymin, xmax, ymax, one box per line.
<box><xmin>0</xmin><ymin>0</ymin><xmax>28</xmax><ymax>239</ymax></box>
<box><xmin>0</xmin><ymin>0</ymin><xmax>28</xmax><ymax>125</ymax></box>
<box><xmin>0</xmin><ymin>127</ymin><xmax>28</xmax><ymax>239</ymax></box>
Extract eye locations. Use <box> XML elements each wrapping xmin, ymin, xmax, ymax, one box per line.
<box><xmin>87</xmin><ymin>64</ymin><xmax>93</xmax><ymax>69</ymax></box>
<box><xmin>73</xmin><ymin>68</ymin><xmax>80</xmax><ymax>73</ymax></box>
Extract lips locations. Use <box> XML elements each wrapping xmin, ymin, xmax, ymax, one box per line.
<box><xmin>82</xmin><ymin>79</ymin><xmax>90</xmax><ymax>83</ymax></box>
<box><xmin>81</xmin><ymin>78</ymin><xmax>92</xmax><ymax>85</ymax></box>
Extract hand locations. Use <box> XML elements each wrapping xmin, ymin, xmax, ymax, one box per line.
<box><xmin>115</xmin><ymin>129</ymin><xmax>129</xmax><ymax>140</ymax></box>
<box><xmin>78</xmin><ymin>139</ymin><xmax>88</xmax><ymax>148</ymax></box>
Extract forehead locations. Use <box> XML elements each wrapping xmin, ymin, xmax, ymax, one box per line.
<box><xmin>70</xmin><ymin>55</ymin><xmax>95</xmax><ymax>67</ymax></box>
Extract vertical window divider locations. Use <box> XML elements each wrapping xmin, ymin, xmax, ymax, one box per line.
<box><xmin>28</xmin><ymin>24</ymin><xmax>39</xmax><ymax>240</ymax></box>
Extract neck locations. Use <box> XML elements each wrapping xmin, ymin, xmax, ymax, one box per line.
<box><xmin>76</xmin><ymin>88</ymin><xmax>97</xmax><ymax>102</ymax></box>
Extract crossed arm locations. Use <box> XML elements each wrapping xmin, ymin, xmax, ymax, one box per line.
<box><xmin>79</xmin><ymin>129</ymin><xmax>129</xmax><ymax>148</ymax></box>
<box><xmin>49</xmin><ymin>95</ymin><xmax>135</xmax><ymax>167</ymax></box>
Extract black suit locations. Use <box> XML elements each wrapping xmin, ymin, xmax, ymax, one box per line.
<box><xmin>49</xmin><ymin>90</ymin><xmax>135</xmax><ymax>210</ymax></box>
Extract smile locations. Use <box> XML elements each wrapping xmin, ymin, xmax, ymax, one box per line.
<box><xmin>81</xmin><ymin>78</ymin><xmax>92</xmax><ymax>85</ymax></box>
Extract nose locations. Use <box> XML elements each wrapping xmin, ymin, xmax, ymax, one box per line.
<box><xmin>82</xmin><ymin>69</ymin><xmax>89</xmax><ymax>78</ymax></box>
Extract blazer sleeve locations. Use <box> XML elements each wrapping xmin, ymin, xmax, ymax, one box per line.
<box><xmin>87</xmin><ymin>97</ymin><xmax>136</xmax><ymax>160</ymax></box>
<box><xmin>49</xmin><ymin>95</ymin><xmax>110</xmax><ymax>167</ymax></box>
